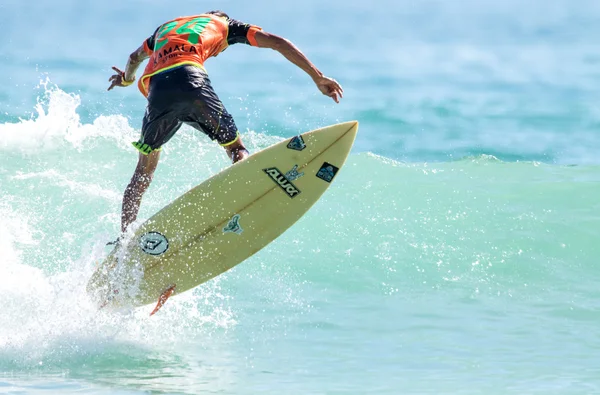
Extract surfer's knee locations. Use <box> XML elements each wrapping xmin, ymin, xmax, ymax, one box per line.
<box><xmin>229</xmin><ymin>147</ymin><xmax>249</xmax><ymax>163</ymax></box>
<box><xmin>134</xmin><ymin>151</ymin><xmax>160</xmax><ymax>176</ymax></box>
<box><xmin>128</xmin><ymin>152</ymin><xmax>159</xmax><ymax>192</ymax></box>
<box><xmin>224</xmin><ymin>138</ymin><xmax>249</xmax><ymax>163</ymax></box>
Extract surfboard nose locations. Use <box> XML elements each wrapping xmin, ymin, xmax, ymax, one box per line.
<box><xmin>346</xmin><ymin>120</ymin><xmax>359</xmax><ymax>135</ymax></box>
<box><xmin>340</xmin><ymin>120</ymin><xmax>359</xmax><ymax>130</ymax></box>
<box><xmin>340</xmin><ymin>120</ymin><xmax>359</xmax><ymax>143</ymax></box>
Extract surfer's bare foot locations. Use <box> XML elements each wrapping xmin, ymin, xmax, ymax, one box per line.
<box><xmin>150</xmin><ymin>285</ymin><xmax>176</xmax><ymax>316</ymax></box>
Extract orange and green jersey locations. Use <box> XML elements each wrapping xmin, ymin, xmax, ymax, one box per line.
<box><xmin>138</xmin><ymin>14</ymin><xmax>261</xmax><ymax>97</ymax></box>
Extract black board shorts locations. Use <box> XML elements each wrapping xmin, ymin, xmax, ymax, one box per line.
<box><xmin>132</xmin><ymin>65</ymin><xmax>239</xmax><ymax>155</ymax></box>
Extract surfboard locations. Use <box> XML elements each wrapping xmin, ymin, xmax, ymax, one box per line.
<box><xmin>87</xmin><ymin>120</ymin><xmax>359</xmax><ymax>313</ymax></box>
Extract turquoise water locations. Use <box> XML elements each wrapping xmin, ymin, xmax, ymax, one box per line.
<box><xmin>3</xmin><ymin>0</ymin><xmax>600</xmax><ymax>394</ymax></box>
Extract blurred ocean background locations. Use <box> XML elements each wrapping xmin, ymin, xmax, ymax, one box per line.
<box><xmin>2</xmin><ymin>0</ymin><xmax>600</xmax><ymax>393</ymax></box>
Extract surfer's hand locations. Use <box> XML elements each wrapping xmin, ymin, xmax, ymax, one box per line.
<box><xmin>314</xmin><ymin>76</ymin><xmax>343</xmax><ymax>103</ymax></box>
<box><xmin>107</xmin><ymin>67</ymin><xmax>134</xmax><ymax>91</ymax></box>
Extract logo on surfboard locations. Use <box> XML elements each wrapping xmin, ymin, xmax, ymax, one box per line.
<box><xmin>139</xmin><ymin>232</ymin><xmax>169</xmax><ymax>255</ymax></box>
<box><xmin>223</xmin><ymin>214</ymin><xmax>243</xmax><ymax>235</ymax></box>
<box><xmin>284</xmin><ymin>165</ymin><xmax>304</xmax><ymax>181</ymax></box>
<box><xmin>287</xmin><ymin>135</ymin><xmax>306</xmax><ymax>151</ymax></box>
<box><xmin>316</xmin><ymin>162</ymin><xmax>339</xmax><ymax>183</ymax></box>
<box><xmin>263</xmin><ymin>166</ymin><xmax>302</xmax><ymax>198</ymax></box>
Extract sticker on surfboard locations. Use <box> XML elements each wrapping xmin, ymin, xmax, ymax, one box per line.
<box><xmin>139</xmin><ymin>232</ymin><xmax>169</xmax><ymax>255</ymax></box>
<box><xmin>263</xmin><ymin>166</ymin><xmax>302</xmax><ymax>198</ymax></box>
<box><xmin>316</xmin><ymin>162</ymin><xmax>339</xmax><ymax>183</ymax></box>
<box><xmin>223</xmin><ymin>214</ymin><xmax>243</xmax><ymax>235</ymax></box>
<box><xmin>284</xmin><ymin>165</ymin><xmax>304</xmax><ymax>181</ymax></box>
<box><xmin>287</xmin><ymin>135</ymin><xmax>306</xmax><ymax>151</ymax></box>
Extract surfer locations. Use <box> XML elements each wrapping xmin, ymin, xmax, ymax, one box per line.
<box><xmin>107</xmin><ymin>11</ymin><xmax>344</xmax><ymax>235</ymax></box>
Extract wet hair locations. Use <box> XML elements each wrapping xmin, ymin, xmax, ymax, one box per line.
<box><xmin>206</xmin><ymin>10</ymin><xmax>229</xmax><ymax>19</ymax></box>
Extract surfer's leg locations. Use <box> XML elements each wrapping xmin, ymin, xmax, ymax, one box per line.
<box><xmin>222</xmin><ymin>137</ymin><xmax>249</xmax><ymax>163</ymax></box>
<box><xmin>132</xmin><ymin>103</ymin><xmax>183</xmax><ymax>155</ymax></box>
<box><xmin>181</xmin><ymin>73</ymin><xmax>249</xmax><ymax>163</ymax></box>
<box><xmin>121</xmin><ymin>150</ymin><xmax>160</xmax><ymax>233</ymax></box>
<box><xmin>122</xmin><ymin>89</ymin><xmax>183</xmax><ymax>233</ymax></box>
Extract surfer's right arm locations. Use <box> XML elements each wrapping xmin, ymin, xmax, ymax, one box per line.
<box><xmin>253</xmin><ymin>30</ymin><xmax>344</xmax><ymax>103</ymax></box>
<box><xmin>107</xmin><ymin>45</ymin><xmax>150</xmax><ymax>91</ymax></box>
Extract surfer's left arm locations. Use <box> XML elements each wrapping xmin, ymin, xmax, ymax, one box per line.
<box><xmin>252</xmin><ymin>30</ymin><xmax>343</xmax><ymax>103</ymax></box>
<box><xmin>225</xmin><ymin>17</ymin><xmax>343</xmax><ymax>103</ymax></box>
<box><xmin>107</xmin><ymin>45</ymin><xmax>149</xmax><ymax>91</ymax></box>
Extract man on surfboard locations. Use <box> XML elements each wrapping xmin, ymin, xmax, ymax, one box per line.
<box><xmin>107</xmin><ymin>11</ymin><xmax>344</xmax><ymax>235</ymax></box>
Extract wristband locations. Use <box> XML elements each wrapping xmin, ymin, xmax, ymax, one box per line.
<box><xmin>121</xmin><ymin>76</ymin><xmax>135</xmax><ymax>86</ymax></box>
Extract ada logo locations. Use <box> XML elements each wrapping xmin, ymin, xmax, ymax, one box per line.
<box><xmin>263</xmin><ymin>167</ymin><xmax>302</xmax><ymax>198</ymax></box>
<box><xmin>287</xmin><ymin>135</ymin><xmax>306</xmax><ymax>151</ymax></box>
<box><xmin>139</xmin><ymin>232</ymin><xmax>169</xmax><ymax>256</ymax></box>
<box><xmin>316</xmin><ymin>162</ymin><xmax>340</xmax><ymax>183</ymax></box>
<box><xmin>223</xmin><ymin>214</ymin><xmax>243</xmax><ymax>235</ymax></box>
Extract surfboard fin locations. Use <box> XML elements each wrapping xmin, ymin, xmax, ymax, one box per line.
<box><xmin>150</xmin><ymin>285</ymin><xmax>176</xmax><ymax>316</ymax></box>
